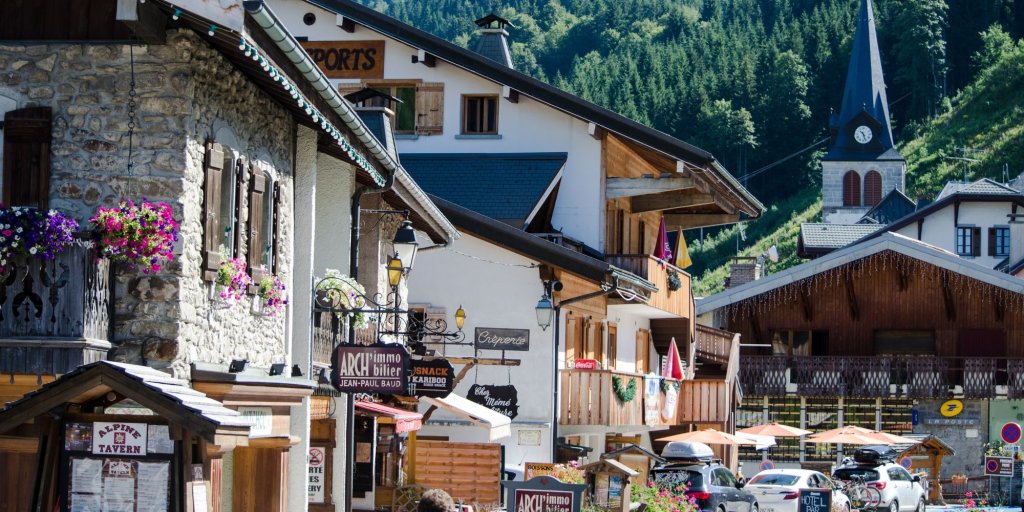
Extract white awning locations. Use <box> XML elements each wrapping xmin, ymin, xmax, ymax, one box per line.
<box><xmin>421</xmin><ymin>393</ymin><xmax>512</xmax><ymax>441</ymax></box>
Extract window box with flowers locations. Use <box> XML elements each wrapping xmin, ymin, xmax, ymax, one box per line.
<box><xmin>212</xmin><ymin>257</ymin><xmax>253</xmax><ymax>307</ymax></box>
<box><xmin>0</xmin><ymin>205</ymin><xmax>79</xmax><ymax>274</ymax></box>
<box><xmin>256</xmin><ymin>272</ymin><xmax>288</xmax><ymax>317</ymax></box>
<box><xmin>90</xmin><ymin>199</ymin><xmax>179</xmax><ymax>274</ymax></box>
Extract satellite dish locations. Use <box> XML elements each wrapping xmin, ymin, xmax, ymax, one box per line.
<box><xmin>767</xmin><ymin>245</ymin><xmax>779</xmax><ymax>263</ymax></box>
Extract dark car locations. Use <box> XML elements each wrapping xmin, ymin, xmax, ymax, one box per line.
<box><xmin>651</xmin><ymin>442</ymin><xmax>758</xmax><ymax>512</ymax></box>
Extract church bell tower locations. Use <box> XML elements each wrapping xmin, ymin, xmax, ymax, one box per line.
<box><xmin>821</xmin><ymin>0</ymin><xmax>906</xmax><ymax>223</ymax></box>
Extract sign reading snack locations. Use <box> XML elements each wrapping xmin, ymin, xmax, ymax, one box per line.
<box><xmin>409</xmin><ymin>358</ymin><xmax>455</xmax><ymax>397</ymax></box>
<box><xmin>93</xmin><ymin>422</ymin><xmax>148</xmax><ymax>456</ymax></box>
<box><xmin>475</xmin><ymin>327</ymin><xmax>530</xmax><ymax>351</ymax></box>
<box><xmin>301</xmin><ymin>40</ymin><xmax>385</xmax><ymax>79</ymax></box>
<box><xmin>332</xmin><ymin>344</ymin><xmax>409</xmax><ymax>394</ymax></box>
<box><xmin>468</xmin><ymin>384</ymin><xmax>519</xmax><ymax>419</ymax></box>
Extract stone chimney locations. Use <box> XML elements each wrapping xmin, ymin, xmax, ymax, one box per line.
<box><xmin>726</xmin><ymin>256</ymin><xmax>762</xmax><ymax>288</ymax></box>
<box><xmin>344</xmin><ymin>88</ymin><xmax>400</xmax><ymax>162</ymax></box>
<box><xmin>473</xmin><ymin>14</ymin><xmax>514</xmax><ymax>68</ymax></box>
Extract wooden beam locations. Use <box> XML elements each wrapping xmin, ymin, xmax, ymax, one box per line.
<box><xmin>898</xmin><ymin>267</ymin><xmax>911</xmax><ymax>291</ymax></box>
<box><xmin>0</xmin><ymin>435</ymin><xmax>38</xmax><ymax>454</ymax></box>
<box><xmin>502</xmin><ymin>85</ymin><xmax>519</xmax><ymax>103</ymax></box>
<box><xmin>664</xmin><ymin>213</ymin><xmax>740</xmax><ymax>230</ymax></box>
<box><xmin>606</xmin><ymin>176</ymin><xmax>696</xmax><ymax>199</ymax></box>
<box><xmin>116</xmin><ymin>0</ymin><xmax>167</xmax><ymax>44</ymax></box>
<box><xmin>995</xmin><ymin>296</ymin><xmax>1006</xmax><ymax>322</ymax></box>
<box><xmin>335</xmin><ymin>14</ymin><xmax>356</xmax><ymax>33</ymax></box>
<box><xmin>414</xmin><ymin>49</ymin><xmax>436</xmax><ymax>67</ymax></box>
<box><xmin>446</xmin><ymin>357</ymin><xmax>521</xmax><ymax>366</ymax></box>
<box><xmin>588</xmin><ymin>122</ymin><xmax>603</xmax><ymax>140</ymax></box>
<box><xmin>631</xmin><ymin>192</ymin><xmax>715</xmax><ymax>213</ymax></box>
<box><xmin>844</xmin><ymin>270</ymin><xmax>859</xmax><ymax>321</ymax></box>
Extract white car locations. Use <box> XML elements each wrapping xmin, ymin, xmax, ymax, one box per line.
<box><xmin>832</xmin><ymin>463</ymin><xmax>926</xmax><ymax>512</ymax></box>
<box><xmin>746</xmin><ymin>469</ymin><xmax>851</xmax><ymax>512</ymax></box>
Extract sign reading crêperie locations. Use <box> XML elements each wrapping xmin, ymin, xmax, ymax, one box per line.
<box><xmin>300</xmin><ymin>40</ymin><xmax>385</xmax><ymax>79</ymax></box>
<box><xmin>93</xmin><ymin>421</ymin><xmax>148</xmax><ymax>456</ymax></box>
<box><xmin>332</xmin><ymin>344</ymin><xmax>409</xmax><ymax>394</ymax></box>
<box><xmin>475</xmin><ymin>327</ymin><xmax>530</xmax><ymax>351</ymax></box>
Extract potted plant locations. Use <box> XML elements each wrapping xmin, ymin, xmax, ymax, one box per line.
<box><xmin>214</xmin><ymin>257</ymin><xmax>253</xmax><ymax>306</ymax></box>
<box><xmin>0</xmin><ymin>204</ymin><xmax>79</xmax><ymax>273</ymax></box>
<box><xmin>257</xmin><ymin>272</ymin><xmax>288</xmax><ymax>316</ymax></box>
<box><xmin>90</xmin><ymin>199</ymin><xmax>179</xmax><ymax>274</ymax></box>
<box><xmin>315</xmin><ymin>269</ymin><xmax>368</xmax><ymax>328</ymax></box>
<box><xmin>666</xmin><ymin>268</ymin><xmax>683</xmax><ymax>291</ymax></box>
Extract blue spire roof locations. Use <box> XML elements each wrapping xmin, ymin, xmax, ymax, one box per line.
<box><xmin>826</xmin><ymin>0</ymin><xmax>901</xmax><ymax>161</ymax></box>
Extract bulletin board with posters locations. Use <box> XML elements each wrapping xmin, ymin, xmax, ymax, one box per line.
<box><xmin>62</xmin><ymin>421</ymin><xmax>175</xmax><ymax>512</ymax></box>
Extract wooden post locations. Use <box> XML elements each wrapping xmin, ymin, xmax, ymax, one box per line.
<box><xmin>408</xmin><ymin>431</ymin><xmax>417</xmax><ymax>484</ymax></box>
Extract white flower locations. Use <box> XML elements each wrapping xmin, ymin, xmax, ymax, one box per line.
<box><xmin>16</xmin><ymin>227</ymin><xmax>22</xmax><ymax>233</ymax></box>
<box><xmin>29</xmin><ymin>247</ymin><xmax>37</xmax><ymax>255</ymax></box>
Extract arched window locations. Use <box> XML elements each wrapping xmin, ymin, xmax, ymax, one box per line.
<box><xmin>843</xmin><ymin>171</ymin><xmax>861</xmax><ymax>207</ymax></box>
<box><xmin>864</xmin><ymin>171</ymin><xmax>883</xmax><ymax>206</ymax></box>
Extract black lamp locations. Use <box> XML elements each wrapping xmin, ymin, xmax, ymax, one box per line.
<box><xmin>392</xmin><ymin>220</ymin><xmax>419</xmax><ymax>271</ymax></box>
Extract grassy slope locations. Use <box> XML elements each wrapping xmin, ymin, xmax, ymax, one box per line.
<box><xmin>691</xmin><ymin>42</ymin><xmax>1024</xmax><ymax>296</ymax></box>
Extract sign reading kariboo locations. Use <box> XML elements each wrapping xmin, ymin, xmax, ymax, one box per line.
<box><xmin>475</xmin><ymin>327</ymin><xmax>530</xmax><ymax>351</ymax></box>
<box><xmin>92</xmin><ymin>422</ymin><xmax>148</xmax><ymax>456</ymax></box>
<box><xmin>300</xmin><ymin>40</ymin><xmax>385</xmax><ymax>79</ymax></box>
<box><xmin>332</xmin><ymin>344</ymin><xmax>409</xmax><ymax>394</ymax></box>
<box><xmin>409</xmin><ymin>358</ymin><xmax>455</xmax><ymax>397</ymax></box>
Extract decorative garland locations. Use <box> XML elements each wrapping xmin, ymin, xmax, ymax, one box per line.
<box><xmin>611</xmin><ymin>376</ymin><xmax>637</xmax><ymax>403</ymax></box>
<box><xmin>661</xmin><ymin>379</ymin><xmax>680</xmax><ymax>393</ymax></box>
<box><xmin>667</xmin><ymin>268</ymin><xmax>682</xmax><ymax>291</ymax></box>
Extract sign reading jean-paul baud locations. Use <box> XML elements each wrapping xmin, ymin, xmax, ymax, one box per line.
<box><xmin>300</xmin><ymin>40</ymin><xmax>385</xmax><ymax>79</ymax></box>
<box><xmin>93</xmin><ymin>422</ymin><xmax>148</xmax><ymax>456</ymax></box>
<box><xmin>475</xmin><ymin>327</ymin><xmax>530</xmax><ymax>351</ymax></box>
<box><xmin>332</xmin><ymin>344</ymin><xmax>409</xmax><ymax>394</ymax></box>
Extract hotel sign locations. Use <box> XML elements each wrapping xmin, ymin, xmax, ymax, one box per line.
<box><xmin>475</xmin><ymin>327</ymin><xmax>530</xmax><ymax>351</ymax></box>
<box><xmin>300</xmin><ymin>40</ymin><xmax>385</xmax><ymax>79</ymax></box>
<box><xmin>93</xmin><ymin>422</ymin><xmax>148</xmax><ymax>456</ymax></box>
<box><xmin>332</xmin><ymin>344</ymin><xmax>409</xmax><ymax>394</ymax></box>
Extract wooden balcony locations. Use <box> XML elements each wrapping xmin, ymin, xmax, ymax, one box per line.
<box><xmin>694</xmin><ymin>324</ymin><xmax>735</xmax><ymax>366</ymax></box>
<box><xmin>605</xmin><ymin>255</ymin><xmax>693</xmax><ymax>318</ymax></box>
<box><xmin>0</xmin><ymin>244</ymin><xmax>111</xmax><ymax>376</ymax></box>
<box><xmin>740</xmin><ymin>355</ymin><xmax>1024</xmax><ymax>399</ymax></box>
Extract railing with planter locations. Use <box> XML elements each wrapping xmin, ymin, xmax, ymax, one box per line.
<box><xmin>559</xmin><ymin>369</ymin><xmax>644</xmax><ymax>426</ymax></box>
<box><xmin>0</xmin><ymin>242</ymin><xmax>111</xmax><ymax>375</ymax></box>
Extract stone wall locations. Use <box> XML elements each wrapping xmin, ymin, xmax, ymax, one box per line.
<box><xmin>914</xmin><ymin>399</ymin><xmax>990</xmax><ymax>486</ymax></box>
<box><xmin>0</xmin><ymin>30</ymin><xmax>296</xmax><ymax>378</ymax></box>
<box><xmin>822</xmin><ymin>159</ymin><xmax>907</xmax><ymax>217</ymax></box>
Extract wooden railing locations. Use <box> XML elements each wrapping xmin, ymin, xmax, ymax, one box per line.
<box><xmin>605</xmin><ymin>254</ymin><xmax>692</xmax><ymax>318</ymax></box>
<box><xmin>559</xmin><ymin>370</ymin><xmax>644</xmax><ymax>426</ymax></box>
<box><xmin>677</xmin><ymin>379</ymin><xmax>733</xmax><ymax>424</ymax></box>
<box><xmin>694</xmin><ymin>324</ymin><xmax>734</xmax><ymax>365</ymax></box>
<box><xmin>740</xmin><ymin>355</ymin><xmax>1024</xmax><ymax>399</ymax></box>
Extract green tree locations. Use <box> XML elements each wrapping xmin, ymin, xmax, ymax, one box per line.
<box><xmin>884</xmin><ymin>0</ymin><xmax>949</xmax><ymax>120</ymax></box>
<box><xmin>697</xmin><ymin>99</ymin><xmax>758</xmax><ymax>176</ymax></box>
<box><xmin>973</xmin><ymin>23</ymin><xmax>1016</xmax><ymax>70</ymax></box>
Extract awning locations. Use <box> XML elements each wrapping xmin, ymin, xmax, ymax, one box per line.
<box><xmin>354</xmin><ymin>400</ymin><xmax>423</xmax><ymax>433</ymax></box>
<box><xmin>421</xmin><ymin>393</ymin><xmax>512</xmax><ymax>441</ymax></box>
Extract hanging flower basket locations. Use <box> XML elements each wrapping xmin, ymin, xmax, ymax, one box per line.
<box><xmin>667</xmin><ymin>268</ymin><xmax>683</xmax><ymax>291</ymax></box>
<box><xmin>90</xmin><ymin>199</ymin><xmax>179</xmax><ymax>274</ymax></box>
<box><xmin>214</xmin><ymin>257</ymin><xmax>252</xmax><ymax>307</ymax></box>
<box><xmin>0</xmin><ymin>205</ymin><xmax>79</xmax><ymax>274</ymax></box>
<box><xmin>315</xmin><ymin>269</ymin><xmax>368</xmax><ymax>328</ymax></box>
<box><xmin>257</xmin><ymin>271</ymin><xmax>288</xmax><ymax>317</ymax></box>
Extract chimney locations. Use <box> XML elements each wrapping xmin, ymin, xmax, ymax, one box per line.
<box><xmin>473</xmin><ymin>14</ymin><xmax>515</xmax><ymax>68</ymax></box>
<box><xmin>726</xmin><ymin>256</ymin><xmax>761</xmax><ymax>288</ymax></box>
<box><xmin>344</xmin><ymin>88</ymin><xmax>401</xmax><ymax>162</ymax></box>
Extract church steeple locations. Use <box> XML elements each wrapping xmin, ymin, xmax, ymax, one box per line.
<box><xmin>826</xmin><ymin>0</ymin><xmax>900</xmax><ymax>160</ymax></box>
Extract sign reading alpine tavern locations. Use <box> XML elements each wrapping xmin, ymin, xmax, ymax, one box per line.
<box><xmin>468</xmin><ymin>384</ymin><xmax>519</xmax><ymax>419</ymax></box>
<box><xmin>332</xmin><ymin>344</ymin><xmax>409</xmax><ymax>394</ymax></box>
<box><xmin>409</xmin><ymin>358</ymin><xmax>455</xmax><ymax>397</ymax></box>
<box><xmin>503</xmin><ymin>476</ymin><xmax>586</xmax><ymax>512</ymax></box>
<box><xmin>300</xmin><ymin>40</ymin><xmax>385</xmax><ymax>79</ymax></box>
<box><xmin>93</xmin><ymin>422</ymin><xmax>148</xmax><ymax>456</ymax></box>
<box><xmin>475</xmin><ymin>327</ymin><xmax>530</xmax><ymax>351</ymax></box>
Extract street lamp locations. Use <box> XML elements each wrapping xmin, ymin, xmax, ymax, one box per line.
<box><xmin>387</xmin><ymin>254</ymin><xmax>404</xmax><ymax>287</ymax></box>
<box><xmin>535</xmin><ymin>295</ymin><xmax>553</xmax><ymax>331</ymax></box>
<box><xmin>392</xmin><ymin>220</ymin><xmax>419</xmax><ymax>271</ymax></box>
<box><xmin>455</xmin><ymin>305</ymin><xmax>466</xmax><ymax>330</ymax></box>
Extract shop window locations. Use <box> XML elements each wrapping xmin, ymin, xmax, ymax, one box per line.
<box><xmin>2</xmin><ymin>106</ymin><xmax>51</xmax><ymax>209</ymax></box>
<box><xmin>461</xmin><ymin>95</ymin><xmax>498</xmax><ymax>135</ymax></box>
<box><xmin>842</xmin><ymin>171</ymin><xmax>861</xmax><ymax>207</ymax></box>
<box><xmin>864</xmin><ymin>170</ymin><xmax>882</xmax><ymax>206</ymax></box>
<box><xmin>956</xmin><ymin>225</ymin><xmax>980</xmax><ymax>256</ymax></box>
<box><xmin>990</xmin><ymin>226</ymin><xmax>1010</xmax><ymax>257</ymax></box>
<box><xmin>341</xmin><ymin>80</ymin><xmax>444</xmax><ymax>135</ymax></box>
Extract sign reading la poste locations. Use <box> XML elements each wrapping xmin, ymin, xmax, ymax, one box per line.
<box><xmin>332</xmin><ymin>344</ymin><xmax>409</xmax><ymax>394</ymax></box>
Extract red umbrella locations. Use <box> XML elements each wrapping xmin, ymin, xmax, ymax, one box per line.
<box><xmin>663</xmin><ymin>337</ymin><xmax>684</xmax><ymax>380</ymax></box>
<box><xmin>652</xmin><ymin>216</ymin><xmax>673</xmax><ymax>262</ymax></box>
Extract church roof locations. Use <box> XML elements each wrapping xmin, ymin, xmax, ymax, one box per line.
<box><xmin>825</xmin><ymin>0</ymin><xmax>900</xmax><ymax>161</ymax></box>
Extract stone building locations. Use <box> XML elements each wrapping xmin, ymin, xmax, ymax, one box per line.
<box><xmin>0</xmin><ymin>1</ymin><xmax>455</xmax><ymax>511</ymax></box>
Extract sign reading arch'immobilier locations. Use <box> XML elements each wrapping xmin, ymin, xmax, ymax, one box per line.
<box><xmin>502</xmin><ymin>476</ymin><xmax>586</xmax><ymax>512</ymax></box>
<box><xmin>331</xmin><ymin>344</ymin><xmax>409</xmax><ymax>394</ymax></box>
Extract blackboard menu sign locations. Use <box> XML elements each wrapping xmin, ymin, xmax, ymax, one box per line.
<box><xmin>798</xmin><ymin>489</ymin><xmax>831</xmax><ymax>512</ymax></box>
<box><xmin>475</xmin><ymin>327</ymin><xmax>530</xmax><ymax>351</ymax></box>
<box><xmin>468</xmin><ymin>384</ymin><xmax>520</xmax><ymax>419</ymax></box>
<box><xmin>409</xmin><ymin>358</ymin><xmax>455</xmax><ymax>397</ymax></box>
<box><xmin>331</xmin><ymin>344</ymin><xmax>409</xmax><ymax>394</ymax></box>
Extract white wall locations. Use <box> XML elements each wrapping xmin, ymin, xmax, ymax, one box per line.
<box><xmin>270</xmin><ymin>0</ymin><xmax>605</xmax><ymax>249</ymax></box>
<box><xmin>605</xmin><ymin>305</ymin><xmax>652</xmax><ymax>374</ymax></box>
<box><xmin>892</xmin><ymin>200</ymin><xmax>1016</xmax><ymax>268</ymax></box>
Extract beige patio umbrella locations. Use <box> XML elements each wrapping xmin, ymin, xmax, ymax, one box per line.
<box><xmin>804</xmin><ymin>426</ymin><xmax>885</xmax><ymax>445</ymax></box>
<box><xmin>738</xmin><ymin>422</ymin><xmax>812</xmax><ymax>437</ymax></box>
<box><xmin>657</xmin><ymin>428</ymin><xmax>757</xmax><ymax>445</ymax></box>
<box><xmin>865</xmin><ymin>431</ymin><xmax>921</xmax><ymax>445</ymax></box>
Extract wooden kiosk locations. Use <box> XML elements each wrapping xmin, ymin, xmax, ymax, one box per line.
<box><xmin>0</xmin><ymin>361</ymin><xmax>252</xmax><ymax>511</ymax></box>
<box><xmin>897</xmin><ymin>434</ymin><xmax>955</xmax><ymax>505</ymax></box>
<box><xmin>582</xmin><ymin>458</ymin><xmax>639</xmax><ymax>512</ymax></box>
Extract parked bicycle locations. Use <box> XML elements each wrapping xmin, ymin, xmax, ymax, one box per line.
<box><xmin>841</xmin><ymin>475</ymin><xmax>882</xmax><ymax>512</ymax></box>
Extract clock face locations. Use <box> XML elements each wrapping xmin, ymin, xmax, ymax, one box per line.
<box><xmin>854</xmin><ymin>125</ymin><xmax>873</xmax><ymax>144</ymax></box>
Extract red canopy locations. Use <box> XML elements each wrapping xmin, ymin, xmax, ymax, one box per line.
<box><xmin>354</xmin><ymin>400</ymin><xmax>423</xmax><ymax>433</ymax></box>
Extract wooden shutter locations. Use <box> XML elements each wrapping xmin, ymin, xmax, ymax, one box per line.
<box><xmin>592</xmin><ymin>321</ymin><xmax>604</xmax><ymax>367</ymax></box>
<box><xmin>607</xmin><ymin>324</ymin><xmax>617</xmax><ymax>370</ymax></box>
<box><xmin>233</xmin><ymin>157</ymin><xmax>247</xmax><ymax>259</ymax></box>
<box><xmin>636</xmin><ymin>329</ymin><xmax>649</xmax><ymax>374</ymax></box>
<box><xmin>988</xmin><ymin>227</ymin><xmax>997</xmax><ymax>257</ymax></box>
<box><xmin>415</xmin><ymin>83</ymin><xmax>444</xmax><ymax>134</ymax></box>
<box><xmin>271</xmin><ymin>180</ymin><xmax>281</xmax><ymax>274</ymax></box>
<box><xmin>843</xmin><ymin>171</ymin><xmax>861</xmax><ymax>207</ymax></box>
<box><xmin>202</xmin><ymin>142</ymin><xmax>225</xmax><ymax>275</ymax></box>
<box><xmin>972</xmin><ymin>227</ymin><xmax>982</xmax><ymax>256</ymax></box>
<box><xmin>248</xmin><ymin>162</ymin><xmax>267</xmax><ymax>285</ymax></box>
<box><xmin>2</xmin><ymin>107</ymin><xmax>52</xmax><ymax>209</ymax></box>
<box><xmin>564</xmin><ymin>313</ymin><xmax>576</xmax><ymax>363</ymax></box>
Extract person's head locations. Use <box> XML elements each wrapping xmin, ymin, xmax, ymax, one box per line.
<box><xmin>418</xmin><ymin>488</ymin><xmax>456</xmax><ymax>512</ymax></box>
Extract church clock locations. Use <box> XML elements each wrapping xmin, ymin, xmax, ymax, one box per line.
<box><xmin>853</xmin><ymin>125</ymin><xmax>873</xmax><ymax>144</ymax></box>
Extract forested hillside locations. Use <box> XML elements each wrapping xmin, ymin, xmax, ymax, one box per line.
<box><xmin>359</xmin><ymin>0</ymin><xmax>1024</xmax><ymax>290</ymax></box>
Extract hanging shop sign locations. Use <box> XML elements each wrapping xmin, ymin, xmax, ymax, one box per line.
<box><xmin>300</xmin><ymin>40</ymin><xmax>385</xmax><ymax>79</ymax></box>
<box><xmin>468</xmin><ymin>384</ymin><xmax>519</xmax><ymax>419</ymax></box>
<box><xmin>93</xmin><ymin>422</ymin><xmax>148</xmax><ymax>456</ymax></box>
<box><xmin>475</xmin><ymin>327</ymin><xmax>530</xmax><ymax>351</ymax></box>
<box><xmin>409</xmin><ymin>358</ymin><xmax>455</xmax><ymax>397</ymax></box>
<box><xmin>503</xmin><ymin>476</ymin><xmax>586</xmax><ymax>512</ymax></box>
<box><xmin>332</xmin><ymin>344</ymin><xmax>410</xmax><ymax>394</ymax></box>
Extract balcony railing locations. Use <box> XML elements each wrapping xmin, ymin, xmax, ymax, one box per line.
<box><xmin>694</xmin><ymin>324</ymin><xmax>735</xmax><ymax>365</ymax></box>
<box><xmin>0</xmin><ymin>244</ymin><xmax>111</xmax><ymax>375</ymax></box>
<box><xmin>605</xmin><ymin>255</ymin><xmax>692</xmax><ymax>318</ymax></box>
<box><xmin>740</xmin><ymin>355</ymin><xmax>1024</xmax><ymax>399</ymax></box>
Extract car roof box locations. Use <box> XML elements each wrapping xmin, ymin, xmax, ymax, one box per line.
<box><xmin>660</xmin><ymin>441</ymin><xmax>714</xmax><ymax>462</ymax></box>
<box><xmin>853</xmin><ymin>445</ymin><xmax>898</xmax><ymax>465</ymax></box>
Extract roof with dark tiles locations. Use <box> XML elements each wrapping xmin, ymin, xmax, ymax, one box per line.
<box><xmin>937</xmin><ymin>178</ymin><xmax>1019</xmax><ymax>200</ymax></box>
<box><xmin>401</xmin><ymin>153</ymin><xmax>566</xmax><ymax>225</ymax></box>
<box><xmin>859</xmin><ymin>189</ymin><xmax>917</xmax><ymax>225</ymax></box>
<box><xmin>799</xmin><ymin>223</ymin><xmax>881</xmax><ymax>255</ymax></box>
